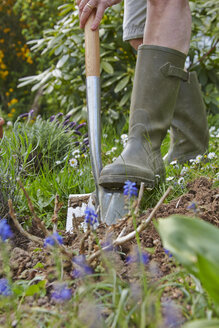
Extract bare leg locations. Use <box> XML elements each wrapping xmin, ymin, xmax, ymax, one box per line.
<box><xmin>144</xmin><ymin>0</ymin><xmax>191</xmax><ymax>54</ymax></box>
<box><xmin>129</xmin><ymin>38</ymin><xmax>143</xmax><ymax>50</ymax></box>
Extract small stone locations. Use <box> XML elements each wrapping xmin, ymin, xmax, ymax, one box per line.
<box><xmin>153</xmin><ymin>239</ymin><xmax>160</xmax><ymax>246</ymax></box>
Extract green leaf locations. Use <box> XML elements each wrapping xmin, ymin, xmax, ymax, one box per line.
<box><xmin>25</xmin><ymin>284</ymin><xmax>40</xmax><ymax>296</ymax></box>
<box><xmin>101</xmin><ymin>61</ymin><xmax>114</xmax><ymax>74</ymax></box>
<box><xmin>57</xmin><ymin>54</ymin><xmax>69</xmax><ymax>68</ymax></box>
<box><xmin>157</xmin><ymin>215</ymin><xmax>219</xmax><ymax>305</ymax></box>
<box><xmin>33</xmin><ymin>262</ymin><xmax>45</xmax><ymax>269</ymax></box>
<box><xmin>119</xmin><ymin>91</ymin><xmax>131</xmax><ymax>107</ymax></box>
<box><xmin>114</xmin><ymin>75</ymin><xmax>130</xmax><ymax>93</ymax></box>
<box><xmin>197</xmin><ymin>255</ymin><xmax>219</xmax><ymax>304</ymax></box>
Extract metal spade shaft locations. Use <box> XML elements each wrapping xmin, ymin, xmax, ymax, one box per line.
<box><xmin>85</xmin><ymin>13</ymin><xmax>127</xmax><ymax>224</ymax></box>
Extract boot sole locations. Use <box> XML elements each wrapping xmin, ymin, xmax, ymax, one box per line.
<box><xmin>99</xmin><ymin>174</ymin><xmax>155</xmax><ymax>190</ymax></box>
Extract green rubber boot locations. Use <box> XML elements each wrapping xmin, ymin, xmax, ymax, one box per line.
<box><xmin>99</xmin><ymin>45</ymin><xmax>187</xmax><ymax>189</ymax></box>
<box><xmin>164</xmin><ymin>71</ymin><xmax>209</xmax><ymax>164</ymax></box>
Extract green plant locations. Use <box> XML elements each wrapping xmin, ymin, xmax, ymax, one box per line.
<box><xmin>157</xmin><ymin>215</ymin><xmax>219</xmax><ymax>325</ymax></box>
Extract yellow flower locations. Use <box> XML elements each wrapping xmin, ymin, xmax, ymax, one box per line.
<box><xmin>10</xmin><ymin>98</ymin><xmax>18</xmax><ymax>105</ymax></box>
<box><xmin>9</xmin><ymin>88</ymin><xmax>13</xmax><ymax>92</ymax></box>
<box><xmin>5</xmin><ymin>92</ymin><xmax>10</xmax><ymax>97</ymax></box>
<box><xmin>0</xmin><ymin>39</ymin><xmax>4</xmax><ymax>44</ymax></box>
<box><xmin>11</xmin><ymin>108</ymin><xmax>16</xmax><ymax>113</ymax></box>
<box><xmin>26</xmin><ymin>56</ymin><xmax>33</xmax><ymax>64</ymax></box>
<box><xmin>8</xmin><ymin>113</ymin><xmax>13</xmax><ymax>118</ymax></box>
<box><xmin>0</xmin><ymin>70</ymin><xmax>8</xmax><ymax>79</ymax></box>
<box><xmin>0</xmin><ymin>63</ymin><xmax>6</xmax><ymax>70</ymax></box>
<box><xmin>3</xmin><ymin>28</ymin><xmax>10</xmax><ymax>34</ymax></box>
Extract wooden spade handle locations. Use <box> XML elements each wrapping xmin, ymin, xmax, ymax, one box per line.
<box><xmin>85</xmin><ymin>11</ymin><xmax>100</xmax><ymax>77</ymax></box>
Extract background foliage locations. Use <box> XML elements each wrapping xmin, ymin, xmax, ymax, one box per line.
<box><xmin>0</xmin><ymin>0</ymin><xmax>66</xmax><ymax>119</ymax></box>
<box><xmin>0</xmin><ymin>0</ymin><xmax>218</xmax><ymax>128</ymax></box>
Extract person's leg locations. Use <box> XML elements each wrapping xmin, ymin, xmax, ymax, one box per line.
<box><xmin>123</xmin><ymin>0</ymin><xmax>208</xmax><ymax>167</ymax></box>
<box><xmin>99</xmin><ymin>1</ymin><xmax>191</xmax><ymax>188</ymax></box>
<box><xmin>144</xmin><ymin>0</ymin><xmax>191</xmax><ymax>54</ymax></box>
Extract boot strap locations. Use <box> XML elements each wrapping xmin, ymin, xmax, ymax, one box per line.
<box><xmin>160</xmin><ymin>63</ymin><xmax>189</xmax><ymax>81</ymax></box>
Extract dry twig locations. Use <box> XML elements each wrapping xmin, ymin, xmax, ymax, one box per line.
<box><xmin>88</xmin><ymin>186</ymin><xmax>172</xmax><ymax>263</ymax></box>
<box><xmin>52</xmin><ymin>194</ymin><xmax>63</xmax><ymax>232</ymax></box>
<box><xmin>79</xmin><ymin>229</ymin><xmax>90</xmax><ymax>255</ymax></box>
<box><xmin>134</xmin><ymin>182</ymin><xmax>145</xmax><ymax>215</ymax></box>
<box><xmin>17</xmin><ymin>179</ymin><xmax>49</xmax><ymax>237</ymax></box>
<box><xmin>8</xmin><ymin>199</ymin><xmax>74</xmax><ymax>260</ymax></box>
<box><xmin>8</xmin><ymin>199</ymin><xmax>44</xmax><ymax>246</ymax></box>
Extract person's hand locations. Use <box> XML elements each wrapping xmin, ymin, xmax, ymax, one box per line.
<box><xmin>76</xmin><ymin>0</ymin><xmax>122</xmax><ymax>30</ymax></box>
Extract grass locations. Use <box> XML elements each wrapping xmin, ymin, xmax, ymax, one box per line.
<box><xmin>0</xmin><ymin>113</ymin><xmax>218</xmax><ymax>327</ymax></box>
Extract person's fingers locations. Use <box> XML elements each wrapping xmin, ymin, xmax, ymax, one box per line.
<box><xmin>78</xmin><ymin>0</ymin><xmax>89</xmax><ymax>17</ymax></box>
<box><xmin>79</xmin><ymin>0</ymin><xmax>97</xmax><ymax>28</ymax></box>
<box><xmin>91</xmin><ymin>4</ymin><xmax>107</xmax><ymax>30</ymax></box>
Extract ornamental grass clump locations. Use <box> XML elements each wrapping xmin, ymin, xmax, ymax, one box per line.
<box><xmin>1</xmin><ymin>111</ymin><xmax>89</xmax><ymax>176</ymax></box>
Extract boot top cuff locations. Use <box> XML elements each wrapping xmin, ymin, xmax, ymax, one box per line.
<box><xmin>138</xmin><ymin>44</ymin><xmax>187</xmax><ymax>61</ymax></box>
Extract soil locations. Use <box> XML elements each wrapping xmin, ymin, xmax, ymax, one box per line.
<box><xmin>5</xmin><ymin>177</ymin><xmax>219</xmax><ymax>310</ymax></box>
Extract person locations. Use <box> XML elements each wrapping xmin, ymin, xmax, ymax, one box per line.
<box><xmin>77</xmin><ymin>0</ymin><xmax>209</xmax><ymax>189</ymax></box>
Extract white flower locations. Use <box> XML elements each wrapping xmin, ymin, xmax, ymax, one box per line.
<box><xmin>121</xmin><ymin>134</ymin><xmax>128</xmax><ymax>148</ymax></box>
<box><xmin>112</xmin><ymin>157</ymin><xmax>117</xmax><ymax>162</ymax></box>
<box><xmin>166</xmin><ymin>176</ymin><xmax>174</xmax><ymax>181</ymax></box>
<box><xmin>194</xmin><ymin>155</ymin><xmax>202</xmax><ymax>164</ymax></box>
<box><xmin>69</xmin><ymin>158</ymin><xmax>78</xmax><ymax>168</ymax></box>
<box><xmin>180</xmin><ymin>167</ymin><xmax>189</xmax><ymax>176</ymax></box>
<box><xmin>209</xmin><ymin>126</ymin><xmax>215</xmax><ymax>137</ymax></box>
<box><xmin>7</xmin><ymin>121</ymin><xmax>13</xmax><ymax>127</ymax></box>
<box><xmin>178</xmin><ymin>177</ymin><xmax>185</xmax><ymax>185</ymax></box>
<box><xmin>63</xmin><ymin>155</ymin><xmax>68</xmax><ymax>161</ymax></box>
<box><xmin>106</xmin><ymin>150</ymin><xmax>111</xmax><ymax>156</ymax></box>
<box><xmin>111</xmin><ymin>147</ymin><xmax>117</xmax><ymax>152</ymax></box>
<box><xmin>55</xmin><ymin>160</ymin><xmax>62</xmax><ymax>165</ymax></box>
<box><xmin>207</xmin><ymin>152</ymin><xmax>217</xmax><ymax>160</ymax></box>
<box><xmin>115</xmin><ymin>139</ymin><xmax>120</xmax><ymax>143</ymax></box>
<box><xmin>121</xmin><ymin>134</ymin><xmax>128</xmax><ymax>141</ymax></box>
<box><xmin>209</xmin><ymin>126</ymin><xmax>215</xmax><ymax>132</ymax></box>
<box><xmin>72</xmin><ymin>149</ymin><xmax>80</xmax><ymax>156</ymax></box>
<box><xmin>103</xmin><ymin>133</ymin><xmax>108</xmax><ymax>138</ymax></box>
<box><xmin>170</xmin><ymin>160</ymin><xmax>178</xmax><ymax>166</ymax></box>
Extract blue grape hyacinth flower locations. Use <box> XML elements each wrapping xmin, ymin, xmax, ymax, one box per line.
<box><xmin>51</xmin><ymin>283</ymin><xmax>72</xmax><ymax>303</ymax></box>
<box><xmin>0</xmin><ymin>278</ymin><xmax>12</xmax><ymax>296</ymax></box>
<box><xmin>126</xmin><ymin>250</ymin><xmax>149</xmax><ymax>265</ymax></box>
<box><xmin>84</xmin><ymin>207</ymin><xmax>98</xmax><ymax>226</ymax></box>
<box><xmin>0</xmin><ymin>219</ymin><xmax>13</xmax><ymax>242</ymax></box>
<box><xmin>72</xmin><ymin>255</ymin><xmax>93</xmax><ymax>279</ymax></box>
<box><xmin>164</xmin><ymin>248</ymin><xmax>173</xmax><ymax>258</ymax></box>
<box><xmin>44</xmin><ymin>232</ymin><xmax>63</xmax><ymax>248</ymax></box>
<box><xmin>123</xmin><ymin>180</ymin><xmax>138</xmax><ymax>199</ymax></box>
